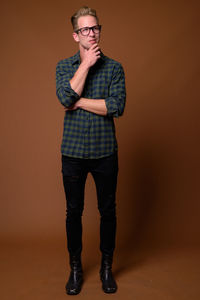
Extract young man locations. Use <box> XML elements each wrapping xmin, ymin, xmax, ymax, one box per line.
<box><xmin>56</xmin><ymin>6</ymin><xmax>126</xmax><ymax>295</ymax></box>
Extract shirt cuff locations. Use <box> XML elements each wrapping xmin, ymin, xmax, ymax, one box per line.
<box><xmin>105</xmin><ymin>97</ymin><xmax>119</xmax><ymax>118</ymax></box>
<box><xmin>58</xmin><ymin>81</ymin><xmax>80</xmax><ymax>107</ymax></box>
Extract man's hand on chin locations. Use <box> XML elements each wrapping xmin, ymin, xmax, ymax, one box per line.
<box><xmin>81</xmin><ymin>43</ymin><xmax>101</xmax><ymax>68</ymax></box>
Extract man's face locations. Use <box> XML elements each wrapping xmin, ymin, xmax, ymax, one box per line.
<box><xmin>73</xmin><ymin>15</ymin><xmax>101</xmax><ymax>50</ymax></box>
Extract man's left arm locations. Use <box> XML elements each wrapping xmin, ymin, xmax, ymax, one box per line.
<box><xmin>66</xmin><ymin>63</ymin><xmax>126</xmax><ymax>117</ymax></box>
<box><xmin>66</xmin><ymin>98</ymin><xmax>107</xmax><ymax>115</ymax></box>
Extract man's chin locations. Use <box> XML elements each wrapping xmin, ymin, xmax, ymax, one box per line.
<box><xmin>85</xmin><ymin>44</ymin><xmax>93</xmax><ymax>50</ymax></box>
<box><xmin>80</xmin><ymin>43</ymin><xmax>97</xmax><ymax>50</ymax></box>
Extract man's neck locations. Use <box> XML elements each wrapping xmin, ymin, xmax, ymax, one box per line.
<box><xmin>79</xmin><ymin>45</ymin><xmax>88</xmax><ymax>62</ymax></box>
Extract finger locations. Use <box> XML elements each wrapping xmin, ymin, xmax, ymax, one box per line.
<box><xmin>94</xmin><ymin>48</ymin><xmax>100</xmax><ymax>53</ymax></box>
<box><xmin>91</xmin><ymin>43</ymin><xmax>98</xmax><ymax>48</ymax></box>
<box><xmin>91</xmin><ymin>43</ymin><xmax>99</xmax><ymax>50</ymax></box>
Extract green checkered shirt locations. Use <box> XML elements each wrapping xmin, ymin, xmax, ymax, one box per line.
<box><xmin>56</xmin><ymin>51</ymin><xmax>126</xmax><ymax>159</ymax></box>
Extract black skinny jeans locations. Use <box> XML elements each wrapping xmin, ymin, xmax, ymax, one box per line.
<box><xmin>62</xmin><ymin>152</ymin><xmax>118</xmax><ymax>257</ymax></box>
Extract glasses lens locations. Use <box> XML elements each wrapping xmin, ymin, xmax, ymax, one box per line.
<box><xmin>93</xmin><ymin>25</ymin><xmax>101</xmax><ymax>33</ymax></box>
<box><xmin>81</xmin><ymin>28</ymin><xmax>89</xmax><ymax>36</ymax></box>
<box><xmin>77</xmin><ymin>25</ymin><xmax>101</xmax><ymax>36</ymax></box>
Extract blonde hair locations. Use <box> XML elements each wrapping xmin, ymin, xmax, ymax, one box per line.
<box><xmin>71</xmin><ymin>6</ymin><xmax>99</xmax><ymax>31</ymax></box>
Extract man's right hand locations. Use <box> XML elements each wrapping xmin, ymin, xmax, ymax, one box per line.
<box><xmin>69</xmin><ymin>44</ymin><xmax>101</xmax><ymax>96</ymax></box>
<box><xmin>81</xmin><ymin>44</ymin><xmax>101</xmax><ymax>68</ymax></box>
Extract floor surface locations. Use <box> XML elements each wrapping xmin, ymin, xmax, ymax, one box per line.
<box><xmin>1</xmin><ymin>239</ymin><xmax>200</xmax><ymax>300</ymax></box>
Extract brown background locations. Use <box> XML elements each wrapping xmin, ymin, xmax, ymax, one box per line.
<box><xmin>1</xmin><ymin>0</ymin><xmax>200</xmax><ymax>299</ymax></box>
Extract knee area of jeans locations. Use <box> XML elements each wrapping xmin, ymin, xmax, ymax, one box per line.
<box><xmin>66</xmin><ymin>209</ymin><xmax>83</xmax><ymax>220</ymax></box>
<box><xmin>98</xmin><ymin>202</ymin><xmax>116</xmax><ymax>216</ymax></box>
<box><xmin>99</xmin><ymin>209</ymin><xmax>116</xmax><ymax>220</ymax></box>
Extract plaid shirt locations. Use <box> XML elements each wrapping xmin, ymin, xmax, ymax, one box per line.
<box><xmin>56</xmin><ymin>51</ymin><xmax>126</xmax><ymax>159</ymax></box>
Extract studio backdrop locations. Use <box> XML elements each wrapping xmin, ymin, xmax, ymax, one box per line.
<box><xmin>1</xmin><ymin>0</ymin><xmax>200</xmax><ymax>250</ymax></box>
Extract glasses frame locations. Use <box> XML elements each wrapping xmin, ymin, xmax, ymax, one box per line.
<box><xmin>75</xmin><ymin>25</ymin><xmax>102</xmax><ymax>36</ymax></box>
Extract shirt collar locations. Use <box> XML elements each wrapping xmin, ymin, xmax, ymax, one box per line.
<box><xmin>72</xmin><ymin>50</ymin><xmax>106</xmax><ymax>65</ymax></box>
<box><xmin>72</xmin><ymin>51</ymin><xmax>81</xmax><ymax>64</ymax></box>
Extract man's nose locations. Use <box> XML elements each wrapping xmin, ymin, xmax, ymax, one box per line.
<box><xmin>89</xmin><ymin>29</ymin><xmax>95</xmax><ymax>36</ymax></box>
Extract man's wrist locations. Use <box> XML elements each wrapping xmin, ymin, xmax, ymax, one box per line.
<box><xmin>76</xmin><ymin>98</ymin><xmax>85</xmax><ymax>108</ymax></box>
<box><xmin>80</xmin><ymin>60</ymin><xmax>90</xmax><ymax>71</ymax></box>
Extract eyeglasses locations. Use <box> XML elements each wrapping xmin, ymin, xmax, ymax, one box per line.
<box><xmin>75</xmin><ymin>25</ymin><xmax>102</xmax><ymax>36</ymax></box>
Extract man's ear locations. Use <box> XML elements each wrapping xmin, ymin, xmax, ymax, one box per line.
<box><xmin>72</xmin><ymin>32</ymin><xmax>79</xmax><ymax>43</ymax></box>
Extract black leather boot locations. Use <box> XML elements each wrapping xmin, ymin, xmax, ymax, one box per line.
<box><xmin>65</xmin><ymin>255</ymin><xmax>83</xmax><ymax>295</ymax></box>
<box><xmin>100</xmin><ymin>254</ymin><xmax>117</xmax><ymax>293</ymax></box>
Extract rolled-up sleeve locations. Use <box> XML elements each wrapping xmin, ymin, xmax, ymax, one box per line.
<box><xmin>56</xmin><ymin>62</ymin><xmax>80</xmax><ymax>107</ymax></box>
<box><xmin>105</xmin><ymin>63</ymin><xmax>126</xmax><ymax>118</ymax></box>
